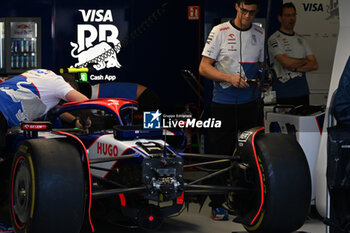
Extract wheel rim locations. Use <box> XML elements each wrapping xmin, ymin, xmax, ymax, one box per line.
<box><xmin>11</xmin><ymin>156</ymin><xmax>33</xmax><ymax>228</ymax></box>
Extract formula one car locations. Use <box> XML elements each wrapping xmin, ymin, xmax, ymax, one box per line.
<box><xmin>0</xmin><ymin>98</ymin><xmax>311</xmax><ymax>233</ymax></box>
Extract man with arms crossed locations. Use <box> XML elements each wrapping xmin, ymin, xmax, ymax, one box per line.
<box><xmin>268</xmin><ymin>2</ymin><xmax>318</xmax><ymax>106</ymax></box>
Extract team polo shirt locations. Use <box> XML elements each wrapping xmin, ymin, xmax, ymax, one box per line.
<box><xmin>0</xmin><ymin>69</ymin><xmax>73</xmax><ymax>126</ymax></box>
<box><xmin>268</xmin><ymin>30</ymin><xmax>313</xmax><ymax>98</ymax></box>
<box><xmin>202</xmin><ymin>20</ymin><xmax>264</xmax><ymax>104</ymax></box>
<box><xmin>91</xmin><ymin>82</ymin><xmax>137</xmax><ymax>100</ymax></box>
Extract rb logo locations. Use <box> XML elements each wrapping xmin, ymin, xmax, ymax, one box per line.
<box><xmin>143</xmin><ymin>110</ymin><xmax>161</xmax><ymax>129</ymax></box>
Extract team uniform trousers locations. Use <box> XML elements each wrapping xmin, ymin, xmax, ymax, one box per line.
<box><xmin>208</xmin><ymin>100</ymin><xmax>262</xmax><ymax>207</ymax></box>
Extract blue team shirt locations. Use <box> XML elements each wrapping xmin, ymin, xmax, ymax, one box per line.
<box><xmin>272</xmin><ymin>72</ymin><xmax>309</xmax><ymax>98</ymax></box>
<box><xmin>212</xmin><ymin>62</ymin><xmax>261</xmax><ymax>104</ymax></box>
<box><xmin>268</xmin><ymin>30</ymin><xmax>313</xmax><ymax>98</ymax></box>
<box><xmin>202</xmin><ymin>21</ymin><xmax>265</xmax><ymax>104</ymax></box>
<box><xmin>0</xmin><ymin>75</ymin><xmax>41</xmax><ymax>126</ymax></box>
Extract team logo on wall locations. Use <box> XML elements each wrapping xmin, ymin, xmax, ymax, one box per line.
<box><xmin>301</xmin><ymin>1</ymin><xmax>339</xmax><ymax>20</ymax></box>
<box><xmin>70</xmin><ymin>9</ymin><xmax>122</xmax><ymax>71</ymax></box>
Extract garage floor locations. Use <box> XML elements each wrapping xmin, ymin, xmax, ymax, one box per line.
<box><xmin>84</xmin><ymin>201</ymin><xmax>326</xmax><ymax>233</ymax></box>
<box><xmin>0</xmin><ymin>202</ymin><xmax>325</xmax><ymax>233</ymax></box>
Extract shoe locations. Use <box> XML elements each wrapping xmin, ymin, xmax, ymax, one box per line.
<box><xmin>211</xmin><ymin>207</ymin><xmax>229</xmax><ymax>221</ymax></box>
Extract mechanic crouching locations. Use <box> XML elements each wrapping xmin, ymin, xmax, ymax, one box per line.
<box><xmin>0</xmin><ymin>69</ymin><xmax>90</xmax><ymax>146</ymax></box>
<box><xmin>0</xmin><ymin>69</ymin><xmax>89</xmax><ymax>224</ymax></box>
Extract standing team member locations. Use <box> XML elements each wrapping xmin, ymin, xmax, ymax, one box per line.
<box><xmin>199</xmin><ymin>0</ymin><xmax>264</xmax><ymax>220</ymax></box>
<box><xmin>268</xmin><ymin>2</ymin><xmax>318</xmax><ymax>106</ymax></box>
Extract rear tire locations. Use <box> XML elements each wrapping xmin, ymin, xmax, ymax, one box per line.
<box><xmin>10</xmin><ymin>139</ymin><xmax>86</xmax><ymax>233</ymax></box>
<box><xmin>243</xmin><ymin>133</ymin><xmax>311</xmax><ymax>233</ymax></box>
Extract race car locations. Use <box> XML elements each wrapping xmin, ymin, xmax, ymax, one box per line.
<box><xmin>0</xmin><ymin>98</ymin><xmax>311</xmax><ymax>233</ymax></box>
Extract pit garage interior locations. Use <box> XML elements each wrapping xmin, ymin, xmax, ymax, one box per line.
<box><xmin>0</xmin><ymin>0</ymin><xmax>349</xmax><ymax>233</ymax></box>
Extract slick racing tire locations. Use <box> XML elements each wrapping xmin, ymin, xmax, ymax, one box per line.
<box><xmin>243</xmin><ymin>133</ymin><xmax>311</xmax><ymax>233</ymax></box>
<box><xmin>10</xmin><ymin>139</ymin><xmax>86</xmax><ymax>233</ymax></box>
<box><xmin>0</xmin><ymin>158</ymin><xmax>12</xmax><ymax>225</ymax></box>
